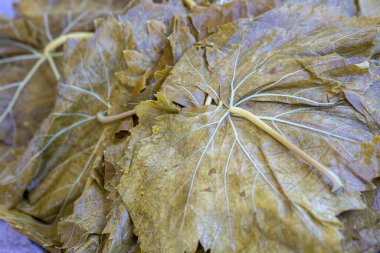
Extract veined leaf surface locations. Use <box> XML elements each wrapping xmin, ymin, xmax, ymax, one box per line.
<box><xmin>121</xmin><ymin>3</ymin><xmax>380</xmax><ymax>253</ymax></box>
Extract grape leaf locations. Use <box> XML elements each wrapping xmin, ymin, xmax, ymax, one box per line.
<box><xmin>101</xmin><ymin>93</ymin><xmax>179</xmax><ymax>252</ymax></box>
<box><xmin>0</xmin><ymin>0</ymin><xmax>132</xmax><ymax>207</ymax></box>
<box><xmin>2</xmin><ymin>0</ymin><xmax>379</xmax><ymax>252</ymax></box>
<box><xmin>189</xmin><ymin>0</ymin><xmax>287</xmax><ymax>40</ymax></box>
<box><xmin>120</xmin><ymin>3</ymin><xmax>380</xmax><ymax>252</ymax></box>
<box><xmin>14</xmin><ymin>0</ymin><xmax>129</xmax><ymax>44</ymax></box>
<box><xmin>58</xmin><ymin>179</ymin><xmax>107</xmax><ymax>250</ymax></box>
<box><xmin>12</xmin><ymin>16</ymin><xmax>131</xmax><ymax>222</ymax></box>
<box><xmin>0</xmin><ymin>16</ymin><xmax>133</xmax><ymax>251</ymax></box>
<box><xmin>0</xmin><ymin>54</ymin><xmax>56</xmax><ymax>162</ymax></box>
<box><xmin>358</xmin><ymin>0</ymin><xmax>380</xmax><ymax>18</ymax></box>
<box><xmin>1</xmin><ymin>0</ymin><xmax>188</xmax><ymax>251</ymax></box>
<box><xmin>341</xmin><ymin>179</ymin><xmax>380</xmax><ymax>252</ymax></box>
<box><xmin>114</xmin><ymin>0</ymin><xmax>189</xmax><ymax>99</ymax></box>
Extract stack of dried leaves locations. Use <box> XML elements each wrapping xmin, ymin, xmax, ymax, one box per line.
<box><xmin>0</xmin><ymin>0</ymin><xmax>379</xmax><ymax>252</ymax></box>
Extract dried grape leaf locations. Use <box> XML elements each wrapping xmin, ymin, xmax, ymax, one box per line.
<box><xmin>344</xmin><ymin>78</ymin><xmax>380</xmax><ymax>135</ymax></box>
<box><xmin>189</xmin><ymin>0</ymin><xmax>287</xmax><ymax>40</ymax></box>
<box><xmin>58</xmin><ymin>177</ymin><xmax>107</xmax><ymax>251</ymax></box>
<box><xmin>114</xmin><ymin>0</ymin><xmax>189</xmax><ymax>100</ymax></box>
<box><xmin>0</xmin><ymin>59</ymin><xmax>55</xmax><ymax>160</ymax></box>
<box><xmin>0</xmin><ymin>16</ymin><xmax>58</xmax><ymax>166</ymax></box>
<box><xmin>0</xmin><ymin>0</ymin><xmax>129</xmax><ymax>137</ymax></box>
<box><xmin>14</xmin><ymin>0</ymin><xmax>129</xmax><ymax>44</ymax></box>
<box><xmin>286</xmin><ymin>0</ymin><xmax>358</xmax><ymax>17</ymax></box>
<box><xmin>18</xmin><ymin>1</ymin><xmax>190</xmax><ymax>250</ymax></box>
<box><xmin>0</xmin><ymin>208</ymin><xmax>60</xmax><ymax>253</ymax></box>
<box><xmin>1</xmin><ymin>0</ymin><xmax>189</xmax><ymax>251</ymax></box>
<box><xmin>0</xmin><ymin>17</ymin><xmax>134</xmax><ymax>252</ymax></box>
<box><xmin>101</xmin><ymin>194</ymin><xmax>137</xmax><ymax>253</ymax></box>
<box><xmin>99</xmin><ymin>93</ymin><xmax>179</xmax><ymax>252</ymax></box>
<box><xmin>119</xmin><ymin>0</ymin><xmax>188</xmax><ymax>54</ymax></box>
<box><xmin>3</xmin><ymin>0</ymin><xmax>380</xmax><ymax>252</ymax></box>
<box><xmin>341</xmin><ymin>179</ymin><xmax>380</xmax><ymax>252</ymax></box>
<box><xmin>0</xmin><ymin>0</ymin><xmax>135</xmax><ymax>210</ymax></box>
<box><xmin>12</xmin><ymin>16</ymin><xmax>130</xmax><ymax>221</ymax></box>
<box><xmin>358</xmin><ymin>0</ymin><xmax>380</xmax><ymax>18</ymax></box>
<box><xmin>115</xmin><ymin>0</ymin><xmax>290</xmax><ymax>101</ymax></box>
<box><xmin>169</xmin><ymin>20</ymin><xmax>197</xmax><ymax>65</ymax></box>
<box><xmin>0</xmin><ymin>17</ymin><xmax>39</xmax><ymax>54</ymax></box>
<box><xmin>120</xmin><ymin>3</ymin><xmax>380</xmax><ymax>253</ymax></box>
<box><xmin>1</xmin><ymin>15</ymin><xmax>138</xmax><ymax>252</ymax></box>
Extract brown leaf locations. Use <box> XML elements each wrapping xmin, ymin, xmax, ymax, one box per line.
<box><xmin>358</xmin><ymin>0</ymin><xmax>380</xmax><ymax>17</ymax></box>
<box><xmin>58</xmin><ymin>178</ymin><xmax>107</xmax><ymax>250</ymax></box>
<box><xmin>15</xmin><ymin>0</ymin><xmax>129</xmax><ymax>44</ymax></box>
<box><xmin>341</xmin><ymin>179</ymin><xmax>380</xmax><ymax>252</ymax></box>
<box><xmin>120</xmin><ymin>3</ymin><xmax>380</xmax><ymax>252</ymax></box>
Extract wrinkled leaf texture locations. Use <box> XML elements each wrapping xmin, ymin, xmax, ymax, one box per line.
<box><xmin>121</xmin><ymin>2</ymin><xmax>380</xmax><ymax>253</ymax></box>
<box><xmin>1</xmin><ymin>0</ymin><xmax>380</xmax><ymax>252</ymax></box>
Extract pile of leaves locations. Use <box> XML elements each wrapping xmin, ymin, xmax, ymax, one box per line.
<box><xmin>0</xmin><ymin>0</ymin><xmax>379</xmax><ymax>252</ymax></box>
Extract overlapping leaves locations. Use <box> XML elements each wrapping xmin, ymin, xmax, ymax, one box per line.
<box><xmin>1</xmin><ymin>0</ymin><xmax>380</xmax><ymax>252</ymax></box>
<box><xmin>0</xmin><ymin>0</ymin><xmax>128</xmax><ymax>207</ymax></box>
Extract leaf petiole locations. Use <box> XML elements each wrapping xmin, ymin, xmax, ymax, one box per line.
<box><xmin>229</xmin><ymin>106</ymin><xmax>344</xmax><ymax>192</ymax></box>
<box><xmin>183</xmin><ymin>0</ymin><xmax>197</xmax><ymax>9</ymax></box>
<box><xmin>205</xmin><ymin>95</ymin><xmax>212</xmax><ymax>105</ymax></box>
<box><xmin>43</xmin><ymin>32</ymin><xmax>94</xmax><ymax>80</ymax></box>
<box><xmin>43</xmin><ymin>32</ymin><xmax>94</xmax><ymax>56</ymax></box>
<box><xmin>96</xmin><ymin>110</ymin><xmax>136</xmax><ymax>123</ymax></box>
<box><xmin>354</xmin><ymin>61</ymin><xmax>369</xmax><ymax>69</ymax></box>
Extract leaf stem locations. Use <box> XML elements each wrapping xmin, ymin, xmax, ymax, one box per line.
<box><xmin>96</xmin><ymin>110</ymin><xmax>136</xmax><ymax>123</ymax></box>
<box><xmin>43</xmin><ymin>32</ymin><xmax>93</xmax><ymax>80</ymax></box>
<box><xmin>43</xmin><ymin>32</ymin><xmax>93</xmax><ymax>55</ymax></box>
<box><xmin>205</xmin><ymin>95</ymin><xmax>212</xmax><ymax>105</ymax></box>
<box><xmin>354</xmin><ymin>61</ymin><xmax>369</xmax><ymax>70</ymax></box>
<box><xmin>183</xmin><ymin>0</ymin><xmax>197</xmax><ymax>9</ymax></box>
<box><xmin>229</xmin><ymin>106</ymin><xmax>343</xmax><ymax>192</ymax></box>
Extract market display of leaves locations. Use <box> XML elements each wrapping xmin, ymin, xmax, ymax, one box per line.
<box><xmin>0</xmin><ymin>0</ymin><xmax>379</xmax><ymax>252</ymax></box>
